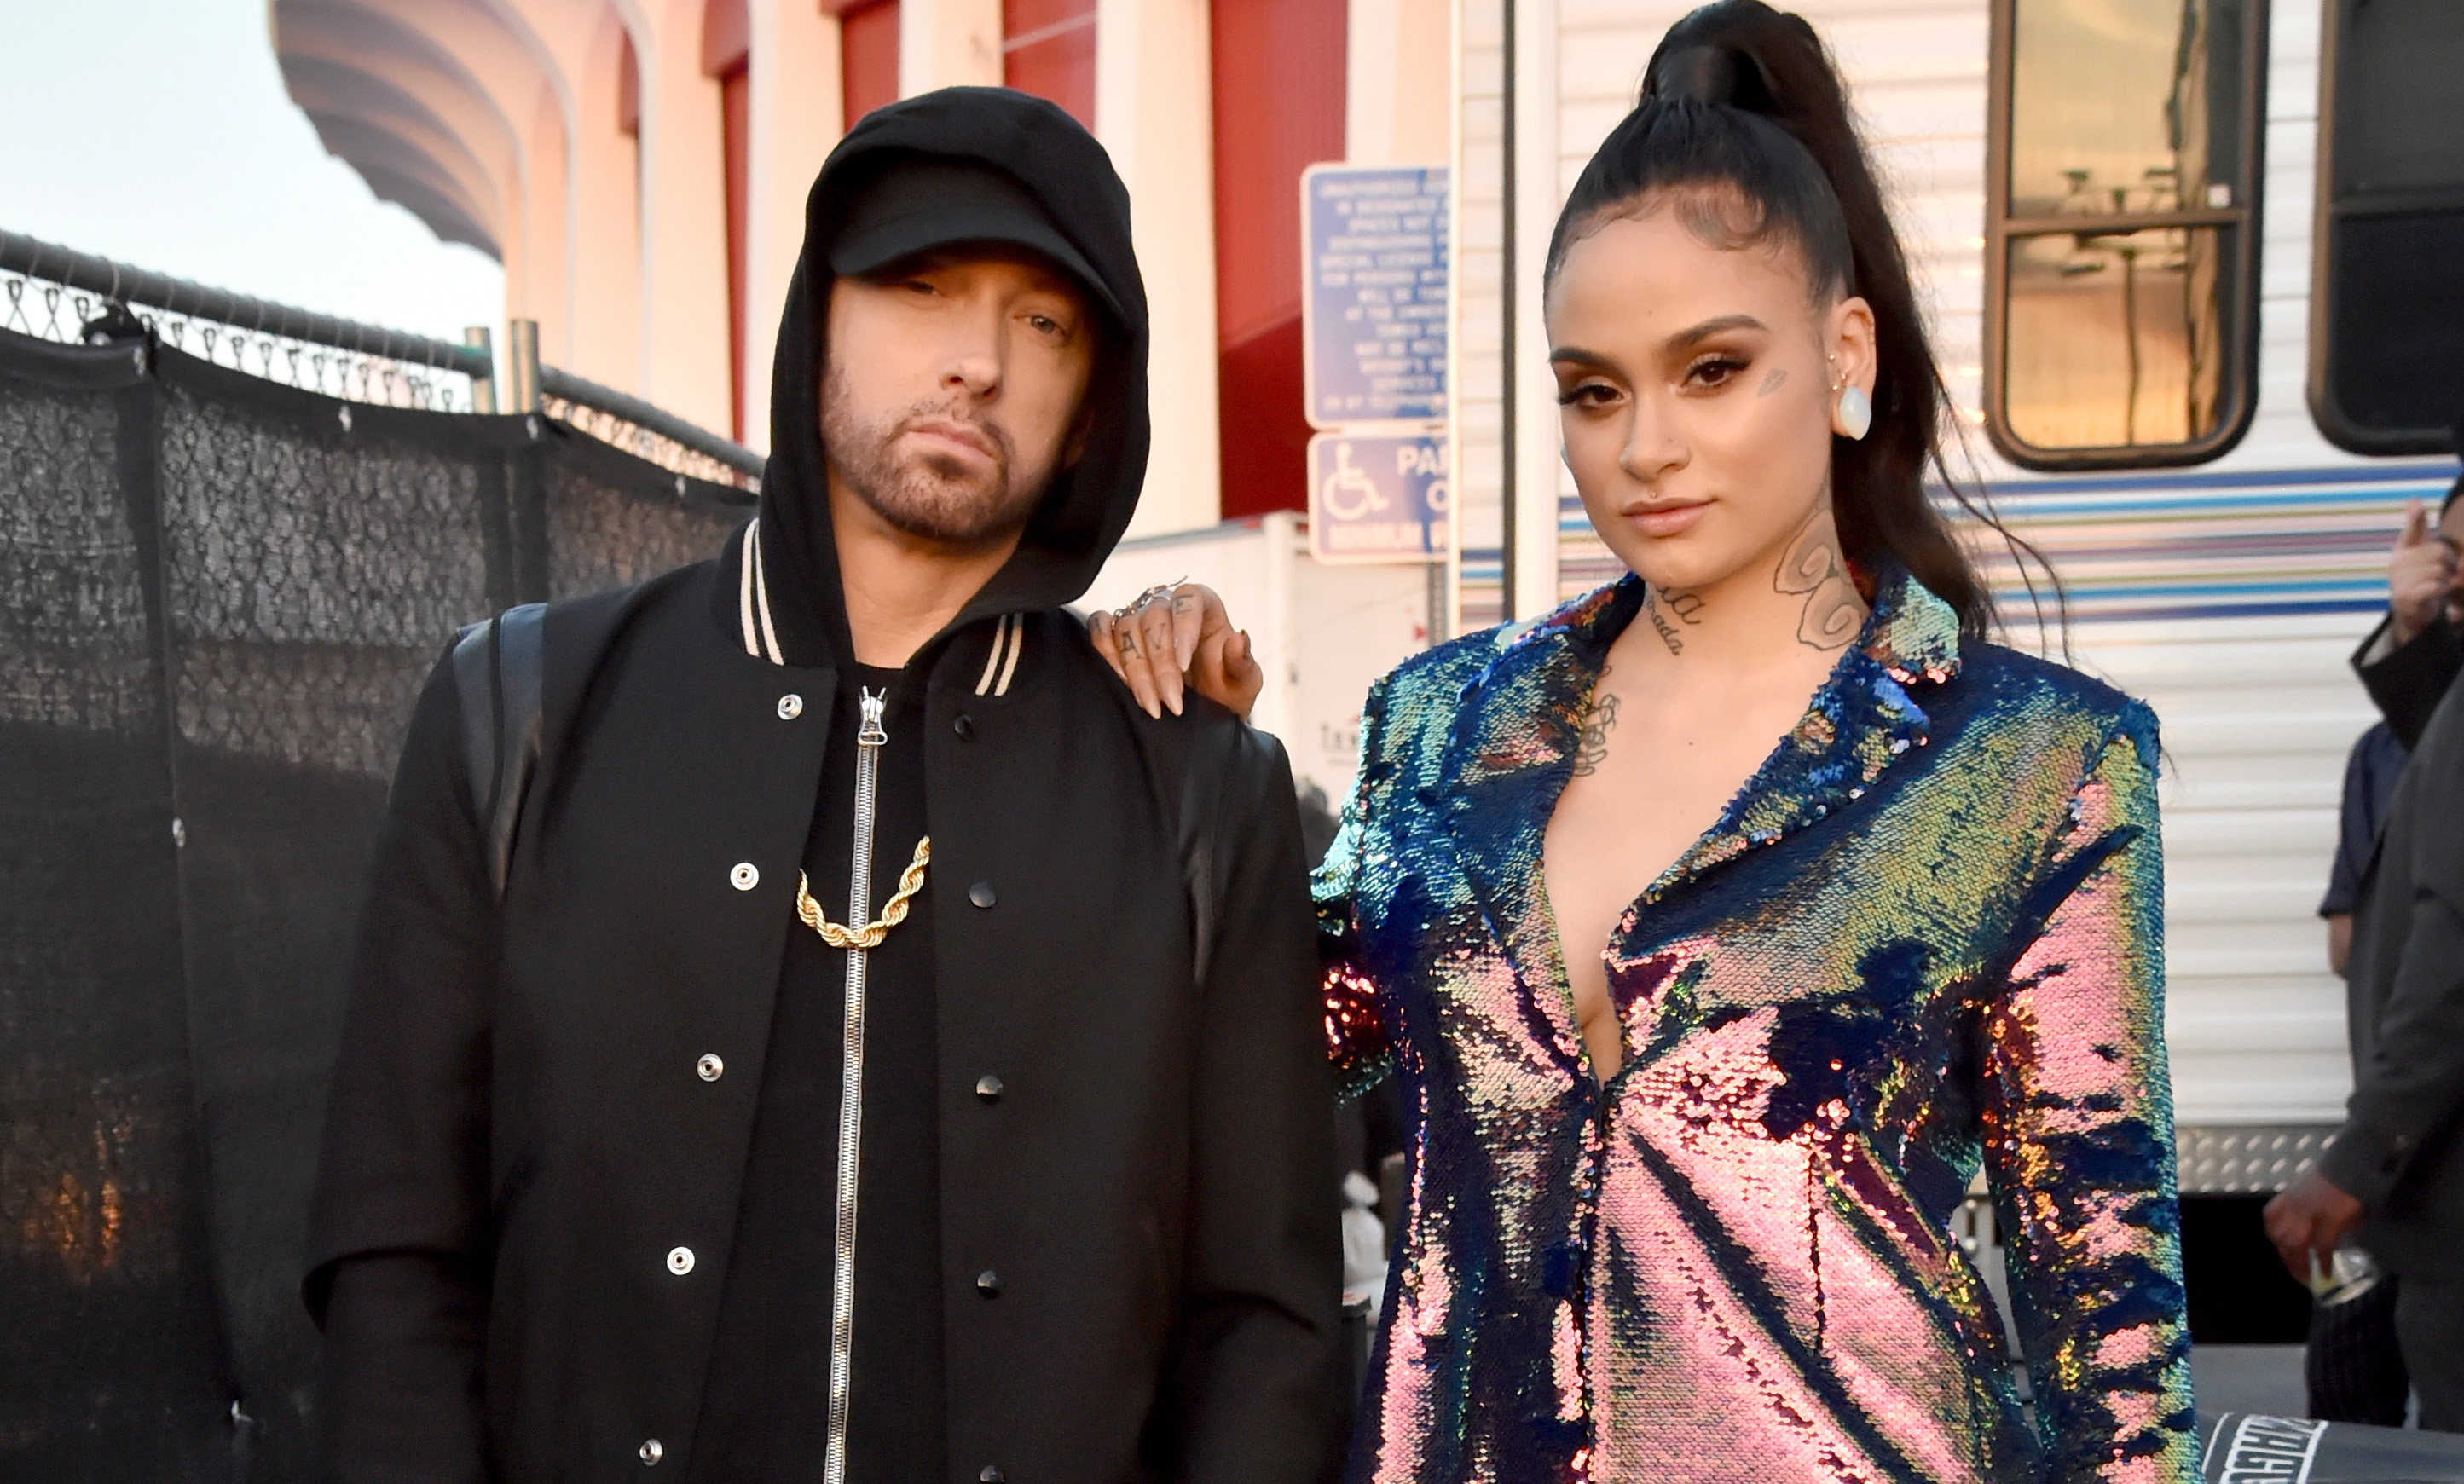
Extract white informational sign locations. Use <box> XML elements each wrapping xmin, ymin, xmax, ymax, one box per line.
<box><xmin>1301</xmin><ymin>165</ymin><xmax>1449</xmax><ymax>429</ymax></box>
<box><xmin>1308</xmin><ymin>430</ymin><xmax>1449</xmax><ymax>564</ymax></box>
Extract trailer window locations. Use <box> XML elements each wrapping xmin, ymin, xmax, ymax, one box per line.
<box><xmin>2311</xmin><ymin>0</ymin><xmax>2464</xmax><ymax>455</ymax></box>
<box><xmin>1986</xmin><ymin>0</ymin><xmax>2265</xmax><ymax>469</ymax></box>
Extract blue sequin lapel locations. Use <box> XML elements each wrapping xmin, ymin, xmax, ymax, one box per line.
<box><xmin>1433</xmin><ymin>583</ymin><xmax>1636</xmax><ymax>1067</ymax></box>
<box><xmin>1433</xmin><ymin>572</ymin><xmax>1968</xmax><ymax>963</ymax></box>
<box><xmin>1640</xmin><ymin>571</ymin><xmax>1964</xmax><ymax>907</ymax></box>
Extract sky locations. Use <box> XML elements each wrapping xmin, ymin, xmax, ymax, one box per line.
<box><xmin>0</xmin><ymin>0</ymin><xmax>504</xmax><ymax>343</ymax></box>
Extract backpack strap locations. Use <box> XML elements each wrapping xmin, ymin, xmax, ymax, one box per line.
<box><xmin>448</xmin><ymin>603</ymin><xmax>547</xmax><ymax>902</ymax></box>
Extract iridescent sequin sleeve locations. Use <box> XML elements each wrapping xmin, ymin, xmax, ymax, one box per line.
<box><xmin>1980</xmin><ymin>711</ymin><xmax>2198</xmax><ymax>1483</ymax></box>
<box><xmin>1315</xmin><ymin>676</ymin><xmax>1392</xmax><ymax>1099</ymax></box>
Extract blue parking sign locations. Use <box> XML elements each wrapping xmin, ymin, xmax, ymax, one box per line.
<box><xmin>1309</xmin><ymin>431</ymin><xmax>1449</xmax><ymax>564</ymax></box>
<box><xmin>1303</xmin><ymin>165</ymin><xmax>1449</xmax><ymax>428</ymax></box>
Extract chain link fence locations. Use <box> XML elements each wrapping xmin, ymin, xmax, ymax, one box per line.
<box><xmin>541</xmin><ymin>362</ymin><xmax>765</xmax><ymax>492</ymax></box>
<box><xmin>1</xmin><ymin>228</ymin><xmax>766</xmax><ymax>491</ymax></box>
<box><xmin>2</xmin><ymin>233</ymin><xmax>489</xmax><ymax>413</ymax></box>
<box><xmin>545</xmin><ymin>393</ymin><xmax>758</xmax><ymax>488</ymax></box>
<box><xmin>1</xmin><ymin>234</ymin><xmax>756</xmax><ymax>1481</ymax></box>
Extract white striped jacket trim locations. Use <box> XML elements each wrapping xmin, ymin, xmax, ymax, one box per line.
<box><xmin>974</xmin><ymin>614</ymin><xmax>1024</xmax><ymax>697</ymax></box>
<box><xmin>743</xmin><ymin>521</ymin><xmax>1024</xmax><ymax>695</ymax></box>
<box><xmin>739</xmin><ymin>523</ymin><xmax>784</xmax><ymax>665</ymax></box>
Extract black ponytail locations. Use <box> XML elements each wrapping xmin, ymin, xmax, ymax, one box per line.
<box><xmin>1547</xmin><ymin>0</ymin><xmax>2052</xmax><ymax>640</ymax></box>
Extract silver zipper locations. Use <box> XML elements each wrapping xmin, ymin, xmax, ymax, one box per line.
<box><xmin>823</xmin><ymin>686</ymin><xmax>888</xmax><ymax>1484</ymax></box>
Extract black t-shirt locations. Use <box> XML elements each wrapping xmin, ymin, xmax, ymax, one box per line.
<box><xmin>696</xmin><ymin>662</ymin><xmax>946</xmax><ymax>1482</ymax></box>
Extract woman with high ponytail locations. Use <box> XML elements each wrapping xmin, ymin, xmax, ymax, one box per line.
<box><xmin>1097</xmin><ymin>4</ymin><xmax>2194</xmax><ymax>1478</ymax></box>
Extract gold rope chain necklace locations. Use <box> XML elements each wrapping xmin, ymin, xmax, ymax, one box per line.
<box><xmin>795</xmin><ymin>837</ymin><xmax>929</xmax><ymax>950</ymax></box>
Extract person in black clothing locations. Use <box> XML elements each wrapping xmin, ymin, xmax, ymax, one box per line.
<box><xmin>2317</xmin><ymin>456</ymin><xmax>2464</xmax><ymax>981</ymax></box>
<box><xmin>2346</xmin><ymin>459</ymin><xmax>2464</xmax><ymax>752</ymax></box>
<box><xmin>304</xmin><ymin>90</ymin><xmax>1349</xmax><ymax>1484</ymax></box>
<box><xmin>2271</xmin><ymin>464</ymin><xmax>2464</xmax><ymax>1432</ymax></box>
<box><xmin>2304</xmin><ymin>719</ymin><xmax>2411</xmax><ymax>1425</ymax></box>
<box><xmin>2270</xmin><ymin>662</ymin><xmax>2464</xmax><ymax>1432</ymax></box>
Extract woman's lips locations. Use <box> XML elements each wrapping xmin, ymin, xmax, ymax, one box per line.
<box><xmin>1622</xmin><ymin>500</ymin><xmax>1709</xmax><ymax>538</ymax></box>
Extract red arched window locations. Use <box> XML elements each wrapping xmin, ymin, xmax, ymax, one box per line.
<box><xmin>1212</xmin><ymin>0</ymin><xmax>1346</xmax><ymax>518</ymax></box>
<box><xmin>618</xmin><ymin>26</ymin><xmax>641</xmax><ymax>136</ymax></box>
<box><xmin>1004</xmin><ymin>0</ymin><xmax>1096</xmax><ymax>129</ymax></box>
<box><xmin>705</xmin><ymin>0</ymin><xmax>752</xmax><ymax>440</ymax></box>
<box><xmin>837</xmin><ymin>1</ymin><xmax>901</xmax><ymax>130</ymax></box>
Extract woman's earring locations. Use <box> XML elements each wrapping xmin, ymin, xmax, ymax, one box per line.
<box><xmin>1834</xmin><ymin>382</ymin><xmax>1872</xmax><ymax>442</ymax></box>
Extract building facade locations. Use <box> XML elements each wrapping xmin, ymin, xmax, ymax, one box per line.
<box><xmin>280</xmin><ymin>0</ymin><xmax>2464</xmax><ymax>1242</ymax></box>
<box><xmin>273</xmin><ymin>0</ymin><xmax>1449</xmax><ymax>539</ymax></box>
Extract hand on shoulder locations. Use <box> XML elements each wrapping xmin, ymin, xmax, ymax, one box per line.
<box><xmin>1087</xmin><ymin>583</ymin><xmax>1264</xmax><ymax>720</ymax></box>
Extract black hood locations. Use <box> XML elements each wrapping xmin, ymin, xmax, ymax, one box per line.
<box><xmin>751</xmin><ymin>87</ymin><xmax>1151</xmax><ymax>668</ymax></box>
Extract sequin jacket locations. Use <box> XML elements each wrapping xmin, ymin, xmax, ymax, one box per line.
<box><xmin>1317</xmin><ymin>572</ymin><xmax>2196</xmax><ymax>1484</ymax></box>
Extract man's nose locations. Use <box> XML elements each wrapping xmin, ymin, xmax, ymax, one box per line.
<box><xmin>941</xmin><ymin>304</ymin><xmax>1004</xmax><ymax>399</ymax></box>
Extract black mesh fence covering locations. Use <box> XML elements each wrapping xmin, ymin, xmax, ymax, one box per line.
<box><xmin>0</xmin><ymin>326</ymin><xmax>752</xmax><ymax>1481</ymax></box>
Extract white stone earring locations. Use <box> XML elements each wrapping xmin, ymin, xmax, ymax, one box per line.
<box><xmin>1826</xmin><ymin>353</ymin><xmax>1871</xmax><ymax>441</ymax></box>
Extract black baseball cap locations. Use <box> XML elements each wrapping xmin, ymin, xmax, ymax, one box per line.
<box><xmin>828</xmin><ymin>156</ymin><xmax>1121</xmax><ymax>324</ymax></box>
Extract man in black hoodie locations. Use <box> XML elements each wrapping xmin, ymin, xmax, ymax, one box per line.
<box><xmin>304</xmin><ymin>90</ymin><xmax>1348</xmax><ymax>1483</ymax></box>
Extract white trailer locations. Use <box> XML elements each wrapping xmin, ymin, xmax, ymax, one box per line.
<box><xmin>1094</xmin><ymin>0</ymin><xmax>2461</xmax><ymax>1334</ymax></box>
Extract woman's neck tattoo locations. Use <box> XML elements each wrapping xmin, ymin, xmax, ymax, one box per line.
<box><xmin>1644</xmin><ymin>586</ymin><xmax>1700</xmax><ymax>655</ymax></box>
<box><xmin>1571</xmin><ymin>667</ymin><xmax>1621</xmax><ymax>775</ymax></box>
<box><xmin>1775</xmin><ymin>509</ymin><xmax>1865</xmax><ymax>650</ymax></box>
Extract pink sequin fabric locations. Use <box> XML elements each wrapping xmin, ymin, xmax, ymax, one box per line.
<box><xmin>1316</xmin><ymin>572</ymin><xmax>2195</xmax><ymax>1484</ymax></box>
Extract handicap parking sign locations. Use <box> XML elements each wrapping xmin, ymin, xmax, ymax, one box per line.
<box><xmin>1309</xmin><ymin>431</ymin><xmax>1449</xmax><ymax>564</ymax></box>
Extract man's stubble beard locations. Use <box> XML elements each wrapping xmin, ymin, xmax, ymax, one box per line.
<box><xmin>820</xmin><ymin>357</ymin><xmax>1051</xmax><ymax>546</ymax></box>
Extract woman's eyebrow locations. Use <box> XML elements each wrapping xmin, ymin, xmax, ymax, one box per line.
<box><xmin>1663</xmin><ymin>313</ymin><xmax>1766</xmax><ymax>351</ymax></box>
<box><xmin>1549</xmin><ymin>314</ymin><xmax>1767</xmax><ymax>369</ymax></box>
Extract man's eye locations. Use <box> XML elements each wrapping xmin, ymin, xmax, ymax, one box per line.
<box><xmin>1027</xmin><ymin>314</ymin><xmax>1062</xmax><ymax>336</ymax></box>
